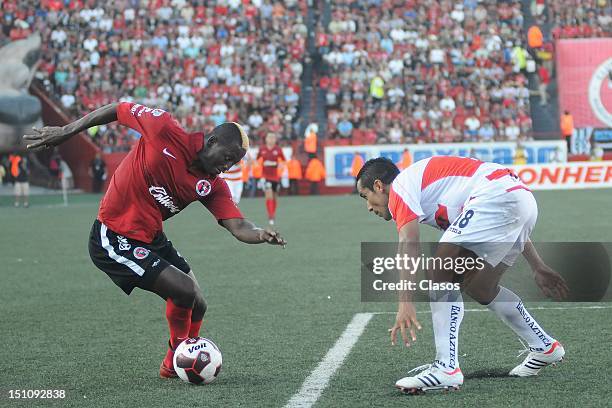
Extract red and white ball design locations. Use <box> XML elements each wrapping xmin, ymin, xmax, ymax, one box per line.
<box><xmin>173</xmin><ymin>337</ymin><xmax>222</xmax><ymax>385</ymax></box>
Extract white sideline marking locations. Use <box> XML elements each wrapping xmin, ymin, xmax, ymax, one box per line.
<box><xmin>370</xmin><ymin>304</ymin><xmax>612</xmax><ymax>314</ymax></box>
<box><xmin>285</xmin><ymin>304</ymin><xmax>610</xmax><ymax>407</ymax></box>
<box><xmin>284</xmin><ymin>313</ymin><xmax>373</xmax><ymax>408</ymax></box>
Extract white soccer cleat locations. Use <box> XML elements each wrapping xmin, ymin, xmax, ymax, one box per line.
<box><xmin>509</xmin><ymin>340</ymin><xmax>565</xmax><ymax>377</ymax></box>
<box><xmin>395</xmin><ymin>364</ymin><xmax>463</xmax><ymax>394</ymax></box>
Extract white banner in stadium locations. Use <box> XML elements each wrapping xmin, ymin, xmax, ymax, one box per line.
<box><xmin>324</xmin><ymin>141</ymin><xmax>567</xmax><ymax>186</ymax></box>
<box><xmin>511</xmin><ymin>162</ymin><xmax>612</xmax><ymax>190</ymax></box>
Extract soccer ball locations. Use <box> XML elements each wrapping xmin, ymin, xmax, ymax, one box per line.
<box><xmin>173</xmin><ymin>337</ymin><xmax>223</xmax><ymax>384</ymax></box>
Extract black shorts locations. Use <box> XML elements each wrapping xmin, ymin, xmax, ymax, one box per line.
<box><xmin>264</xmin><ymin>180</ymin><xmax>280</xmax><ymax>192</ymax></box>
<box><xmin>88</xmin><ymin>219</ymin><xmax>191</xmax><ymax>295</ymax></box>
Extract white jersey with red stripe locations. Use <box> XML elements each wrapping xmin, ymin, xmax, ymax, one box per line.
<box><xmin>389</xmin><ymin>156</ymin><xmax>535</xmax><ymax>266</ymax></box>
<box><xmin>220</xmin><ymin>162</ymin><xmax>244</xmax><ymax>203</ymax></box>
<box><xmin>389</xmin><ymin>156</ymin><xmax>511</xmax><ymax>231</ymax></box>
<box><xmin>220</xmin><ymin>162</ymin><xmax>243</xmax><ymax>182</ymax></box>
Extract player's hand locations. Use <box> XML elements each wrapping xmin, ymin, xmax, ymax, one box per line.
<box><xmin>389</xmin><ymin>301</ymin><xmax>421</xmax><ymax>347</ymax></box>
<box><xmin>533</xmin><ymin>263</ymin><xmax>569</xmax><ymax>300</ymax></box>
<box><xmin>23</xmin><ymin>126</ymin><xmax>72</xmax><ymax>150</ymax></box>
<box><xmin>260</xmin><ymin>228</ymin><xmax>286</xmax><ymax>248</ymax></box>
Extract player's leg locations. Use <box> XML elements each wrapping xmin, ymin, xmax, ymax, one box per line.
<box><xmin>264</xmin><ymin>181</ymin><xmax>276</xmax><ymax>225</ymax></box>
<box><xmin>464</xmin><ymin>259</ymin><xmax>563</xmax><ymax>376</ymax></box>
<box><xmin>427</xmin><ymin>243</ymin><xmax>466</xmax><ymax>373</ymax></box>
<box><xmin>232</xmin><ymin>179</ymin><xmax>243</xmax><ymax>204</ymax></box>
<box><xmin>14</xmin><ymin>182</ymin><xmax>21</xmax><ymax>207</ymax></box>
<box><xmin>88</xmin><ymin>221</ymin><xmax>199</xmax><ymax>378</ymax></box>
<box><xmin>148</xmin><ymin>266</ymin><xmax>199</xmax><ymax>377</ymax></box>
<box><xmin>449</xmin><ymin>187</ymin><xmax>563</xmax><ymax>375</ymax></box>
<box><xmin>23</xmin><ymin>182</ymin><xmax>29</xmax><ymax>208</ymax></box>
<box><xmin>396</xmin><ymin>242</ymin><xmax>467</xmax><ymax>393</ymax></box>
<box><xmin>151</xmin><ymin>236</ymin><xmax>208</xmax><ymax>374</ymax></box>
<box><xmin>272</xmin><ymin>184</ymin><xmax>279</xmax><ymax>219</ymax></box>
<box><xmin>186</xmin><ymin>271</ymin><xmax>207</xmax><ymax>337</ymax></box>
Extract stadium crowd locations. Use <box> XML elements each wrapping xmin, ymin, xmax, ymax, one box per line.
<box><xmin>1</xmin><ymin>0</ymin><xmax>307</xmax><ymax>152</ymax></box>
<box><xmin>318</xmin><ymin>0</ymin><xmax>536</xmax><ymax>144</ymax></box>
<box><xmin>542</xmin><ymin>0</ymin><xmax>611</xmax><ymax>39</ymax></box>
<box><xmin>0</xmin><ymin>0</ymin><xmax>610</xmax><ymax>152</ymax></box>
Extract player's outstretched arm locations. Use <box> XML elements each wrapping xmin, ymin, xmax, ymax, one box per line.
<box><xmin>523</xmin><ymin>239</ymin><xmax>569</xmax><ymax>300</ymax></box>
<box><xmin>389</xmin><ymin>220</ymin><xmax>422</xmax><ymax>347</ymax></box>
<box><xmin>220</xmin><ymin>218</ymin><xmax>286</xmax><ymax>247</ymax></box>
<box><xmin>24</xmin><ymin>103</ymin><xmax>119</xmax><ymax>151</ymax></box>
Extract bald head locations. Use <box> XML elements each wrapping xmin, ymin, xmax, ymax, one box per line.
<box><xmin>209</xmin><ymin>122</ymin><xmax>250</xmax><ymax>150</ymax></box>
<box><xmin>197</xmin><ymin>122</ymin><xmax>249</xmax><ymax>177</ymax></box>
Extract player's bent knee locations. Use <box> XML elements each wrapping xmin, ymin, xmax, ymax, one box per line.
<box><xmin>151</xmin><ymin>266</ymin><xmax>198</xmax><ymax>308</ymax></box>
<box><xmin>465</xmin><ymin>282</ymin><xmax>499</xmax><ymax>305</ymax></box>
<box><xmin>192</xmin><ymin>293</ymin><xmax>207</xmax><ymax>320</ymax></box>
<box><xmin>176</xmin><ymin>279</ymin><xmax>198</xmax><ymax>308</ymax></box>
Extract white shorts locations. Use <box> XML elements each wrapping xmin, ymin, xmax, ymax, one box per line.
<box><xmin>14</xmin><ymin>182</ymin><xmax>29</xmax><ymax>196</ymax></box>
<box><xmin>225</xmin><ymin>179</ymin><xmax>243</xmax><ymax>204</ymax></box>
<box><xmin>439</xmin><ymin>177</ymin><xmax>537</xmax><ymax>268</ymax></box>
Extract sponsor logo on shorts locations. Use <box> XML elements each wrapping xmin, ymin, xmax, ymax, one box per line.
<box><xmin>117</xmin><ymin>235</ymin><xmax>131</xmax><ymax>251</ymax></box>
<box><xmin>195</xmin><ymin>179</ymin><xmax>212</xmax><ymax>196</ymax></box>
<box><xmin>149</xmin><ymin>186</ymin><xmax>180</xmax><ymax>213</ymax></box>
<box><xmin>152</xmin><ymin>259</ymin><xmax>161</xmax><ymax>267</ymax></box>
<box><xmin>447</xmin><ymin>226</ymin><xmax>462</xmax><ymax>235</ymax></box>
<box><xmin>133</xmin><ymin>247</ymin><xmax>150</xmax><ymax>260</ymax></box>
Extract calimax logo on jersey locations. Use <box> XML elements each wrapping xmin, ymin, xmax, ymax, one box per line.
<box><xmin>149</xmin><ymin>186</ymin><xmax>180</xmax><ymax>213</ymax></box>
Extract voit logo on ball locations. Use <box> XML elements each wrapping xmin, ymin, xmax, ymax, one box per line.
<box><xmin>588</xmin><ymin>57</ymin><xmax>612</xmax><ymax>127</ymax></box>
<box><xmin>196</xmin><ymin>179</ymin><xmax>212</xmax><ymax>196</ymax></box>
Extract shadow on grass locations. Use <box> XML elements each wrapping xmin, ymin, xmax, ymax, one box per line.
<box><xmin>464</xmin><ymin>368</ymin><xmax>510</xmax><ymax>379</ymax></box>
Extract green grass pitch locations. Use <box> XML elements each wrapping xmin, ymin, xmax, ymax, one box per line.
<box><xmin>1</xmin><ymin>190</ymin><xmax>611</xmax><ymax>407</ymax></box>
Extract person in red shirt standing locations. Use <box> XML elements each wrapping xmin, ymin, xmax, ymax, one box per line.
<box><xmin>24</xmin><ymin>102</ymin><xmax>286</xmax><ymax>379</ymax></box>
<box><xmin>257</xmin><ymin>132</ymin><xmax>286</xmax><ymax>225</ymax></box>
<box><xmin>538</xmin><ymin>65</ymin><xmax>550</xmax><ymax>106</ymax></box>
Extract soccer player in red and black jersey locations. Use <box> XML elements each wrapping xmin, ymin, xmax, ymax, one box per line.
<box><xmin>257</xmin><ymin>132</ymin><xmax>286</xmax><ymax>225</ymax></box>
<box><xmin>24</xmin><ymin>102</ymin><xmax>286</xmax><ymax>378</ymax></box>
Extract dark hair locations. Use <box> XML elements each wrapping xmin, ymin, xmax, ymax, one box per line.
<box><xmin>208</xmin><ymin>122</ymin><xmax>243</xmax><ymax>147</ymax></box>
<box><xmin>355</xmin><ymin>157</ymin><xmax>399</xmax><ymax>190</ymax></box>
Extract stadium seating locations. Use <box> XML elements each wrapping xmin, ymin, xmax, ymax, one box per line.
<box><xmin>2</xmin><ymin>0</ymin><xmax>609</xmax><ymax>151</ymax></box>
<box><xmin>318</xmin><ymin>0</ymin><xmax>533</xmax><ymax>144</ymax></box>
<box><xmin>0</xmin><ymin>0</ymin><xmax>307</xmax><ymax>151</ymax></box>
<box><xmin>547</xmin><ymin>0</ymin><xmax>611</xmax><ymax>39</ymax></box>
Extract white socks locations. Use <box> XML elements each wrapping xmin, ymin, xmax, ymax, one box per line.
<box><xmin>487</xmin><ymin>286</ymin><xmax>554</xmax><ymax>352</ymax></box>
<box><xmin>430</xmin><ymin>291</ymin><xmax>464</xmax><ymax>371</ymax></box>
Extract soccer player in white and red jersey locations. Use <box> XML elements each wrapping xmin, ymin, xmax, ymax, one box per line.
<box><xmin>356</xmin><ymin>156</ymin><xmax>568</xmax><ymax>393</ymax></box>
<box><xmin>220</xmin><ymin>158</ymin><xmax>246</xmax><ymax>204</ymax></box>
<box><xmin>24</xmin><ymin>102</ymin><xmax>286</xmax><ymax>379</ymax></box>
<box><xmin>257</xmin><ymin>133</ymin><xmax>286</xmax><ymax>225</ymax></box>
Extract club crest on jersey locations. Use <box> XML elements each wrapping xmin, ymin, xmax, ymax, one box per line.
<box><xmin>133</xmin><ymin>247</ymin><xmax>150</xmax><ymax>260</ymax></box>
<box><xmin>196</xmin><ymin>179</ymin><xmax>212</xmax><ymax>196</ymax></box>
